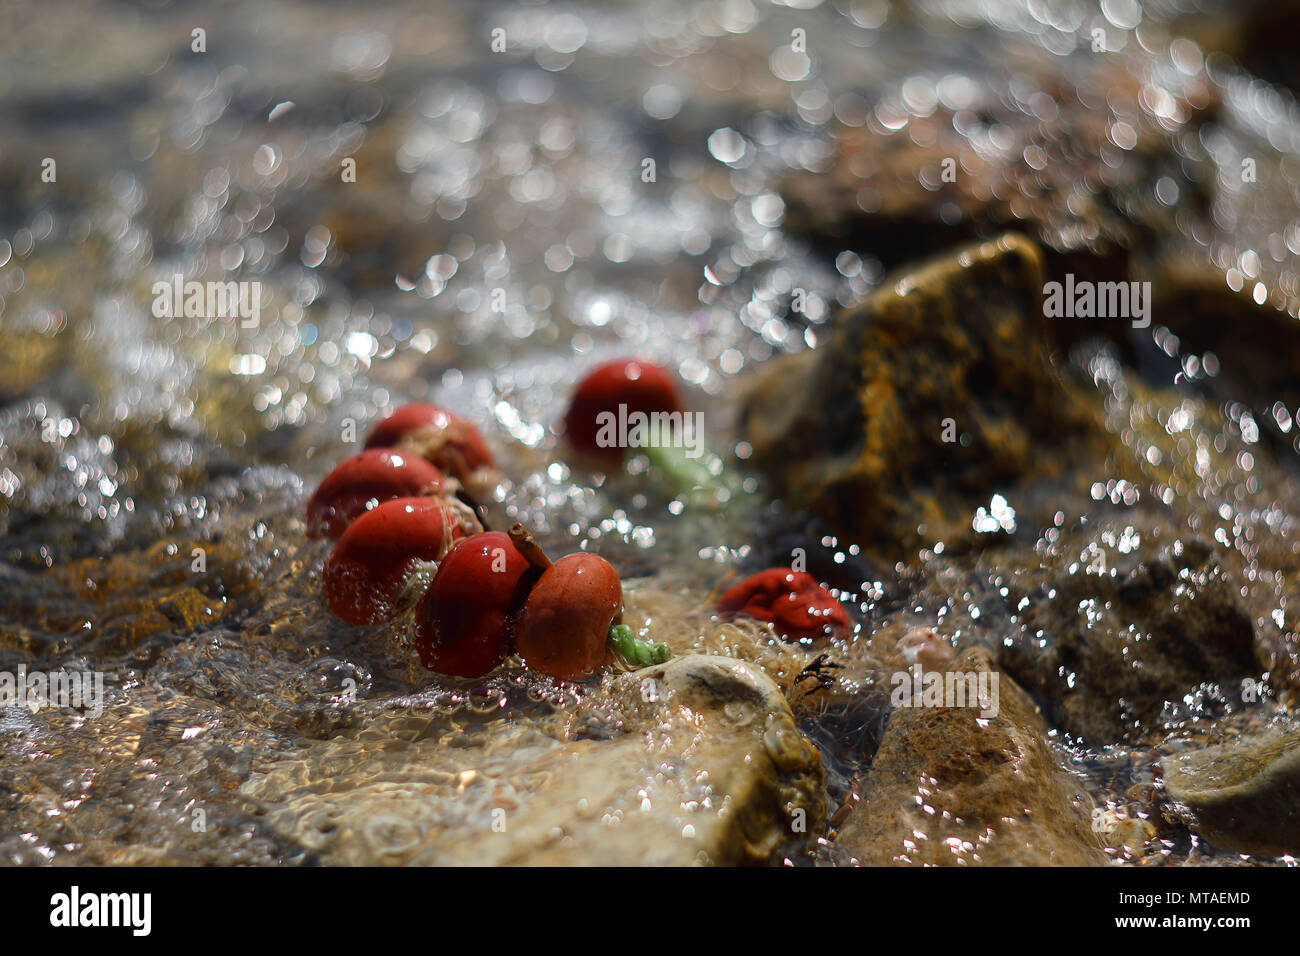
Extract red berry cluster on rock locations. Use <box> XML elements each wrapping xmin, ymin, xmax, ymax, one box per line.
<box><xmin>309</xmin><ymin>396</ymin><xmax>670</xmax><ymax>682</ymax></box>
<box><xmin>308</xmin><ymin>370</ymin><xmax>851</xmax><ymax>682</ymax></box>
<box><xmin>309</xmin><ymin>405</ymin><xmax>495</xmax><ymax>622</ymax></box>
<box><xmin>412</xmin><ymin>525</ymin><xmax>633</xmax><ymax>681</ymax></box>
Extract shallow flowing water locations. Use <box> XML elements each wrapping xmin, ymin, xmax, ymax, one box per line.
<box><xmin>1</xmin><ymin>0</ymin><xmax>1299</xmax><ymax>865</ymax></box>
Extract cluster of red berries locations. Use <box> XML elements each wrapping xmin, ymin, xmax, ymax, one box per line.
<box><xmin>306</xmin><ymin>358</ymin><xmax>851</xmax><ymax>683</ymax></box>
<box><xmin>307</xmin><ymin>400</ymin><xmax>631</xmax><ymax>681</ymax></box>
<box><xmin>307</xmin><ymin>404</ymin><xmax>489</xmax><ymax>628</ymax></box>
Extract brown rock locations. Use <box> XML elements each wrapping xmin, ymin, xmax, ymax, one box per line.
<box><xmin>1000</xmin><ymin>532</ymin><xmax>1260</xmax><ymax>745</ymax></box>
<box><xmin>1151</xmin><ymin>259</ymin><xmax>1300</xmax><ymax>439</ymax></box>
<box><xmin>780</xmin><ymin>59</ymin><xmax>1219</xmax><ymax>353</ymax></box>
<box><xmin>246</xmin><ymin>654</ymin><xmax>826</xmax><ymax>865</ymax></box>
<box><xmin>835</xmin><ymin>647</ymin><xmax>1108</xmax><ymax>865</ymax></box>
<box><xmin>738</xmin><ymin>233</ymin><xmax>1105</xmax><ymax>561</ymax></box>
<box><xmin>1162</xmin><ymin>724</ymin><xmax>1300</xmax><ymax>857</ymax></box>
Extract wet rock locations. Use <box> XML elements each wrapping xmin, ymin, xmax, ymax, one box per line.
<box><xmin>792</xmin><ymin>622</ymin><xmax>960</xmax><ymax>769</ymax></box>
<box><xmin>1174</xmin><ymin>2</ymin><xmax>1300</xmax><ymax>95</ymax></box>
<box><xmin>0</xmin><ymin>686</ymin><xmax>313</xmax><ymax>866</ymax></box>
<box><xmin>780</xmin><ymin>58</ymin><xmax>1217</xmax><ymax>350</ymax></box>
<box><xmin>738</xmin><ymin>232</ymin><xmax>1105</xmax><ymax>560</ymax></box>
<box><xmin>1000</xmin><ymin>531</ymin><xmax>1261</xmax><ymax>746</ymax></box>
<box><xmin>1162</xmin><ymin>724</ymin><xmax>1300</xmax><ymax>857</ymax></box>
<box><xmin>246</xmin><ymin>654</ymin><xmax>826</xmax><ymax>865</ymax></box>
<box><xmin>1149</xmin><ymin>259</ymin><xmax>1300</xmax><ymax>447</ymax></box>
<box><xmin>835</xmin><ymin>647</ymin><xmax>1107</xmax><ymax>866</ymax></box>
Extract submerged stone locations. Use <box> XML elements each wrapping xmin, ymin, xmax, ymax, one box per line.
<box><xmin>779</xmin><ymin>58</ymin><xmax>1219</xmax><ymax>352</ymax></box>
<box><xmin>1162</xmin><ymin>724</ymin><xmax>1300</xmax><ymax>857</ymax></box>
<box><xmin>1150</xmin><ymin>259</ymin><xmax>1300</xmax><ymax>447</ymax></box>
<box><xmin>999</xmin><ymin>531</ymin><xmax>1261</xmax><ymax>746</ymax></box>
<box><xmin>245</xmin><ymin>654</ymin><xmax>826</xmax><ymax>866</ymax></box>
<box><xmin>835</xmin><ymin>647</ymin><xmax>1107</xmax><ymax>866</ymax></box>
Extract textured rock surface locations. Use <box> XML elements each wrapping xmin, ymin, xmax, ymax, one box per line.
<box><xmin>1150</xmin><ymin>259</ymin><xmax>1300</xmax><ymax>449</ymax></box>
<box><xmin>1162</xmin><ymin>724</ymin><xmax>1300</xmax><ymax>857</ymax></box>
<box><xmin>1000</xmin><ymin>532</ymin><xmax>1261</xmax><ymax>746</ymax></box>
<box><xmin>779</xmin><ymin>58</ymin><xmax>1216</xmax><ymax>284</ymax></box>
<box><xmin>835</xmin><ymin>647</ymin><xmax>1107</xmax><ymax>866</ymax></box>
<box><xmin>244</xmin><ymin>654</ymin><xmax>825</xmax><ymax>865</ymax></box>
<box><xmin>738</xmin><ymin>233</ymin><xmax>1105</xmax><ymax>560</ymax></box>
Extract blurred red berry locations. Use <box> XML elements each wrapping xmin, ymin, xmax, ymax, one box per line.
<box><xmin>306</xmin><ymin>448</ymin><xmax>446</xmax><ymax>538</ymax></box>
<box><xmin>563</xmin><ymin>358</ymin><xmax>683</xmax><ymax>458</ymax></box>
<box><xmin>366</xmin><ymin>403</ymin><xmax>494</xmax><ymax>485</ymax></box>
<box><xmin>716</xmin><ymin>568</ymin><xmax>850</xmax><ymax>643</ymax></box>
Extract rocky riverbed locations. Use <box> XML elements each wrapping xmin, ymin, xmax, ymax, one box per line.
<box><xmin>1</xmin><ymin>0</ymin><xmax>1299</xmax><ymax>866</ymax></box>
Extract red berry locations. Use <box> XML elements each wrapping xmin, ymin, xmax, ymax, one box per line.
<box><xmin>563</xmin><ymin>359</ymin><xmax>683</xmax><ymax>458</ymax></box>
<box><xmin>515</xmin><ymin>554</ymin><xmax>622</xmax><ymax>681</ymax></box>
<box><xmin>307</xmin><ymin>448</ymin><xmax>446</xmax><ymax>538</ymax></box>
<box><xmin>414</xmin><ymin>532</ymin><xmax>536</xmax><ymax>678</ymax></box>
<box><xmin>365</xmin><ymin>403</ymin><xmax>494</xmax><ymax>484</ymax></box>
<box><xmin>323</xmin><ymin>497</ymin><xmax>478</xmax><ymax>626</ymax></box>
<box><xmin>716</xmin><ymin>568</ymin><xmax>850</xmax><ymax>643</ymax></box>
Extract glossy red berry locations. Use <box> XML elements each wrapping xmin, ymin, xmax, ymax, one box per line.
<box><xmin>563</xmin><ymin>359</ymin><xmax>684</xmax><ymax>458</ymax></box>
<box><xmin>716</xmin><ymin>568</ymin><xmax>850</xmax><ymax>643</ymax></box>
<box><xmin>365</xmin><ymin>403</ymin><xmax>494</xmax><ymax>484</ymax></box>
<box><xmin>515</xmin><ymin>553</ymin><xmax>622</xmax><ymax>681</ymax></box>
<box><xmin>307</xmin><ymin>448</ymin><xmax>446</xmax><ymax>538</ymax></box>
<box><xmin>414</xmin><ymin>532</ymin><xmax>536</xmax><ymax>678</ymax></box>
<box><xmin>323</xmin><ymin>497</ymin><xmax>478</xmax><ymax>626</ymax></box>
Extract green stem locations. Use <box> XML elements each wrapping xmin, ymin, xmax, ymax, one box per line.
<box><xmin>641</xmin><ymin>441</ymin><xmax>746</xmax><ymax>511</ymax></box>
<box><xmin>642</xmin><ymin>441</ymin><xmax>717</xmax><ymax>490</ymax></box>
<box><xmin>607</xmin><ymin>623</ymin><xmax>671</xmax><ymax>669</ymax></box>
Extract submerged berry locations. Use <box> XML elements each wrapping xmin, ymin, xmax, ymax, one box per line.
<box><xmin>716</xmin><ymin>568</ymin><xmax>850</xmax><ymax>643</ymax></box>
<box><xmin>366</xmin><ymin>403</ymin><xmax>494</xmax><ymax>485</ymax></box>
<box><xmin>563</xmin><ymin>358</ymin><xmax>684</xmax><ymax>458</ymax></box>
<box><xmin>414</xmin><ymin>532</ymin><xmax>535</xmax><ymax>678</ymax></box>
<box><xmin>323</xmin><ymin>497</ymin><xmax>479</xmax><ymax>626</ymax></box>
<box><xmin>307</xmin><ymin>448</ymin><xmax>446</xmax><ymax>538</ymax></box>
<box><xmin>514</xmin><ymin>553</ymin><xmax>622</xmax><ymax>681</ymax></box>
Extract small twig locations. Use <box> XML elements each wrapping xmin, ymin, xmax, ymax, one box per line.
<box><xmin>795</xmin><ymin>653</ymin><xmax>843</xmax><ymax>698</ymax></box>
<box><xmin>508</xmin><ymin>523</ymin><xmax>553</xmax><ymax>573</ymax></box>
<box><xmin>796</xmin><ymin>653</ymin><xmax>843</xmax><ymax>682</ymax></box>
<box><xmin>701</xmin><ymin>568</ymin><xmax>740</xmax><ymax>608</ymax></box>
